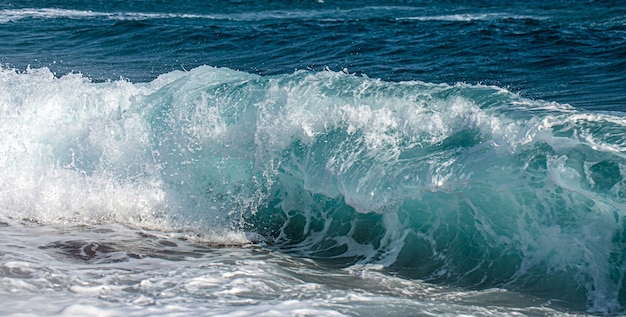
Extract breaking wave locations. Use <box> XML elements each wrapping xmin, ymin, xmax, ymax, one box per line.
<box><xmin>1</xmin><ymin>65</ymin><xmax>625</xmax><ymax>314</ymax></box>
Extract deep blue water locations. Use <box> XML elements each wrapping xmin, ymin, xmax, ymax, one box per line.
<box><xmin>2</xmin><ymin>1</ymin><xmax>626</xmax><ymax>109</ymax></box>
<box><xmin>1</xmin><ymin>1</ymin><xmax>626</xmax><ymax>316</ymax></box>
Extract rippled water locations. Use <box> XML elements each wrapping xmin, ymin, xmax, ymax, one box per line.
<box><xmin>1</xmin><ymin>1</ymin><xmax>625</xmax><ymax>109</ymax></box>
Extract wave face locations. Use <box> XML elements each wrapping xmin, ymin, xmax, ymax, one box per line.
<box><xmin>1</xmin><ymin>65</ymin><xmax>625</xmax><ymax>313</ymax></box>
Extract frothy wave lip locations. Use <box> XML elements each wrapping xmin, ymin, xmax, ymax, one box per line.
<box><xmin>397</xmin><ymin>13</ymin><xmax>543</xmax><ymax>22</ymax></box>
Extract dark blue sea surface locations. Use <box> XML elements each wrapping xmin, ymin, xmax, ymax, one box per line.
<box><xmin>2</xmin><ymin>0</ymin><xmax>626</xmax><ymax>109</ymax></box>
<box><xmin>1</xmin><ymin>1</ymin><xmax>626</xmax><ymax>316</ymax></box>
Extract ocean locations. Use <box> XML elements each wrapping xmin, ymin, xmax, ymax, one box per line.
<box><xmin>1</xmin><ymin>1</ymin><xmax>625</xmax><ymax>316</ymax></box>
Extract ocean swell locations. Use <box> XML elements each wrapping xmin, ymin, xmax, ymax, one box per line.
<box><xmin>1</xmin><ymin>65</ymin><xmax>625</xmax><ymax>314</ymax></box>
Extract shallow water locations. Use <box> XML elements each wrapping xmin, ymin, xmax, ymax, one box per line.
<box><xmin>0</xmin><ymin>218</ymin><xmax>582</xmax><ymax>317</ymax></box>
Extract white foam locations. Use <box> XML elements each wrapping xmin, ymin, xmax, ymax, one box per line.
<box><xmin>397</xmin><ymin>13</ymin><xmax>543</xmax><ymax>22</ymax></box>
<box><xmin>0</xmin><ymin>67</ymin><xmax>173</xmax><ymax>228</ymax></box>
<box><xmin>0</xmin><ymin>221</ymin><xmax>577</xmax><ymax>317</ymax></box>
<box><xmin>0</xmin><ymin>8</ymin><xmax>104</xmax><ymax>23</ymax></box>
<box><xmin>0</xmin><ymin>8</ymin><xmax>342</xmax><ymax>23</ymax></box>
<box><xmin>0</xmin><ymin>8</ymin><xmax>211</xmax><ymax>23</ymax></box>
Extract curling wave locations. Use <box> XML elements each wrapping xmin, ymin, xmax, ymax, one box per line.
<box><xmin>1</xmin><ymin>65</ymin><xmax>625</xmax><ymax>314</ymax></box>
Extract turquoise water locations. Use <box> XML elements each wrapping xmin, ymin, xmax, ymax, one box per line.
<box><xmin>1</xmin><ymin>1</ymin><xmax>626</xmax><ymax>316</ymax></box>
